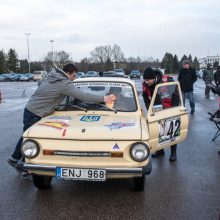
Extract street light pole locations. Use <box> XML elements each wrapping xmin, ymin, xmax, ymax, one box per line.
<box><xmin>25</xmin><ymin>33</ymin><xmax>30</xmax><ymax>73</ymax></box>
<box><xmin>50</xmin><ymin>40</ymin><xmax>54</xmax><ymax>63</ymax></box>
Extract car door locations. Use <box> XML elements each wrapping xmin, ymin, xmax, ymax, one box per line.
<box><xmin>146</xmin><ymin>82</ymin><xmax>189</xmax><ymax>152</ymax></box>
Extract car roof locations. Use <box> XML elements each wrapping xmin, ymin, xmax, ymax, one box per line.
<box><xmin>74</xmin><ymin>77</ymin><xmax>135</xmax><ymax>86</ymax></box>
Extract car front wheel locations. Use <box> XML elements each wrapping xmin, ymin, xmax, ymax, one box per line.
<box><xmin>133</xmin><ymin>175</ymin><xmax>145</xmax><ymax>191</ymax></box>
<box><xmin>32</xmin><ymin>174</ymin><xmax>53</xmax><ymax>189</ymax></box>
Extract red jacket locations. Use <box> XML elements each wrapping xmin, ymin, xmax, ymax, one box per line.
<box><xmin>142</xmin><ymin>75</ymin><xmax>174</xmax><ymax>109</ymax></box>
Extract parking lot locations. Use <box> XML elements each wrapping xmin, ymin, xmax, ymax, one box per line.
<box><xmin>0</xmin><ymin>78</ymin><xmax>220</xmax><ymax>220</ymax></box>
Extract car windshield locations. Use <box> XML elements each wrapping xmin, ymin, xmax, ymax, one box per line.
<box><xmin>131</xmin><ymin>70</ymin><xmax>139</xmax><ymax>74</ymax></box>
<box><xmin>58</xmin><ymin>81</ymin><xmax>137</xmax><ymax>112</ymax></box>
<box><xmin>33</xmin><ymin>71</ymin><xmax>41</xmax><ymax>75</ymax></box>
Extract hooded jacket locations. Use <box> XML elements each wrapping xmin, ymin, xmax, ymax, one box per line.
<box><xmin>25</xmin><ymin>68</ymin><xmax>103</xmax><ymax>117</ymax></box>
<box><xmin>178</xmin><ymin>67</ymin><xmax>197</xmax><ymax>92</ymax></box>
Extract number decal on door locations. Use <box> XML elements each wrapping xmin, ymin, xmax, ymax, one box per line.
<box><xmin>158</xmin><ymin>116</ymin><xmax>181</xmax><ymax>145</ymax></box>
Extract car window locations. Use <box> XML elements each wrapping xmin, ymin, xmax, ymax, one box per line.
<box><xmin>62</xmin><ymin>81</ymin><xmax>137</xmax><ymax>112</ymax></box>
<box><xmin>152</xmin><ymin>84</ymin><xmax>181</xmax><ymax>111</ymax></box>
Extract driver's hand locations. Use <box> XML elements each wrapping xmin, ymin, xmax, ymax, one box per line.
<box><xmin>103</xmin><ymin>94</ymin><xmax>116</xmax><ymax>104</ymax></box>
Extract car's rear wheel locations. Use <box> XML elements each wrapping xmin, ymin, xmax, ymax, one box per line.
<box><xmin>32</xmin><ymin>174</ymin><xmax>52</xmax><ymax>189</ymax></box>
<box><xmin>133</xmin><ymin>175</ymin><xmax>145</xmax><ymax>191</ymax></box>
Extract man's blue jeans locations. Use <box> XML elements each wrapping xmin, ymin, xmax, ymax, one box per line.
<box><xmin>12</xmin><ymin>108</ymin><xmax>41</xmax><ymax>160</ymax></box>
<box><xmin>182</xmin><ymin>91</ymin><xmax>195</xmax><ymax>113</ymax></box>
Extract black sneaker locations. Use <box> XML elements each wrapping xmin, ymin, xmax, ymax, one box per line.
<box><xmin>169</xmin><ymin>155</ymin><xmax>177</xmax><ymax>162</ymax></box>
<box><xmin>7</xmin><ymin>156</ymin><xmax>19</xmax><ymax>167</ymax></box>
<box><xmin>7</xmin><ymin>157</ymin><xmax>29</xmax><ymax>176</ymax></box>
<box><xmin>152</xmin><ymin>150</ymin><xmax>165</xmax><ymax>158</ymax></box>
<box><xmin>190</xmin><ymin>110</ymin><xmax>195</xmax><ymax>115</ymax></box>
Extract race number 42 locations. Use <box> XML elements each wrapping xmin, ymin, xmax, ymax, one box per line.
<box><xmin>158</xmin><ymin>117</ymin><xmax>181</xmax><ymax>144</ymax></box>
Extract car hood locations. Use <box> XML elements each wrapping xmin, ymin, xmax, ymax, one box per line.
<box><xmin>25</xmin><ymin>113</ymin><xmax>142</xmax><ymax>140</ymax></box>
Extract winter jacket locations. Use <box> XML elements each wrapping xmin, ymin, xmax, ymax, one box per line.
<box><xmin>26</xmin><ymin>68</ymin><xmax>103</xmax><ymax>117</ymax></box>
<box><xmin>142</xmin><ymin>71</ymin><xmax>174</xmax><ymax>109</ymax></box>
<box><xmin>178</xmin><ymin>67</ymin><xmax>197</xmax><ymax>92</ymax></box>
<box><xmin>214</xmin><ymin>70</ymin><xmax>220</xmax><ymax>86</ymax></box>
<box><xmin>203</xmin><ymin>69</ymin><xmax>213</xmax><ymax>83</ymax></box>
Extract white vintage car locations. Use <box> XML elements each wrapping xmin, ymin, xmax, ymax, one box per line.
<box><xmin>20</xmin><ymin>77</ymin><xmax>188</xmax><ymax>191</ymax></box>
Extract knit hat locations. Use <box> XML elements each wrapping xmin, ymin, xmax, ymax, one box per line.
<box><xmin>143</xmin><ymin>67</ymin><xmax>156</xmax><ymax>80</ymax></box>
<box><xmin>182</xmin><ymin>60</ymin><xmax>190</xmax><ymax>65</ymax></box>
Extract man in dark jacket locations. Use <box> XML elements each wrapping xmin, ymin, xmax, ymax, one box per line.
<box><xmin>203</xmin><ymin>64</ymin><xmax>213</xmax><ymax>98</ymax></box>
<box><xmin>214</xmin><ymin>66</ymin><xmax>220</xmax><ymax>86</ymax></box>
<box><xmin>142</xmin><ymin>67</ymin><xmax>177</xmax><ymax>161</ymax></box>
<box><xmin>8</xmin><ymin>63</ymin><xmax>115</xmax><ymax>171</ymax></box>
<box><xmin>178</xmin><ymin>60</ymin><xmax>197</xmax><ymax>114</ymax></box>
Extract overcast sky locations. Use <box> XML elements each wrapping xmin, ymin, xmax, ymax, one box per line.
<box><xmin>0</xmin><ymin>0</ymin><xmax>220</xmax><ymax>62</ymax></box>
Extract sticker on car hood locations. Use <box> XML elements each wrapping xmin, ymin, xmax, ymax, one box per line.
<box><xmin>104</xmin><ymin>122</ymin><xmax>135</xmax><ymax>130</ymax></box>
<box><xmin>47</xmin><ymin>115</ymin><xmax>73</xmax><ymax>120</ymax></box>
<box><xmin>80</xmin><ymin>115</ymin><xmax>101</xmax><ymax>122</ymax></box>
<box><xmin>39</xmin><ymin>121</ymin><xmax>69</xmax><ymax>130</ymax></box>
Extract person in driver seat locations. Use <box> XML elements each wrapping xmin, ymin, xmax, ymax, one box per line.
<box><xmin>108</xmin><ymin>87</ymin><xmax>134</xmax><ymax>111</ymax></box>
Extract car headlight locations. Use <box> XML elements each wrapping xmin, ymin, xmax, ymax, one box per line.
<box><xmin>130</xmin><ymin>142</ymin><xmax>150</xmax><ymax>162</ymax></box>
<box><xmin>21</xmin><ymin>140</ymin><xmax>40</xmax><ymax>159</ymax></box>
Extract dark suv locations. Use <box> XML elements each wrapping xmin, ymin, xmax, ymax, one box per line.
<box><xmin>130</xmin><ymin>70</ymin><xmax>141</xmax><ymax>79</ymax></box>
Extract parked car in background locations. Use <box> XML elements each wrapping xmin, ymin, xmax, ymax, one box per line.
<box><xmin>33</xmin><ymin>71</ymin><xmax>47</xmax><ymax>81</ymax></box>
<box><xmin>10</xmin><ymin>73</ymin><xmax>22</xmax><ymax>81</ymax></box>
<box><xmin>20</xmin><ymin>73</ymin><xmax>33</xmax><ymax>81</ymax></box>
<box><xmin>130</xmin><ymin>70</ymin><xmax>141</xmax><ymax>79</ymax></box>
<box><xmin>85</xmin><ymin>71</ymin><xmax>98</xmax><ymax>77</ymax></box>
<box><xmin>101</xmin><ymin>71</ymin><xmax>118</xmax><ymax>77</ymax></box>
<box><xmin>19</xmin><ymin>77</ymin><xmax>188</xmax><ymax>191</ymax></box>
<box><xmin>1</xmin><ymin>74</ymin><xmax>11</xmax><ymax>81</ymax></box>
<box><xmin>114</xmin><ymin>69</ymin><xmax>125</xmax><ymax>77</ymax></box>
<box><xmin>76</xmin><ymin>72</ymin><xmax>85</xmax><ymax>78</ymax></box>
<box><xmin>0</xmin><ymin>75</ymin><xmax>7</xmax><ymax>82</ymax></box>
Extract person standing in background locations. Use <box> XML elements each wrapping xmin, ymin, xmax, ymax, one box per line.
<box><xmin>178</xmin><ymin>60</ymin><xmax>197</xmax><ymax>114</ymax></box>
<box><xmin>203</xmin><ymin>64</ymin><xmax>213</xmax><ymax>98</ymax></box>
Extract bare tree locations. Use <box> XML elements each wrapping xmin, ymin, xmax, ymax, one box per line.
<box><xmin>44</xmin><ymin>50</ymin><xmax>71</xmax><ymax>69</ymax></box>
<box><xmin>90</xmin><ymin>46</ymin><xmax>106</xmax><ymax>71</ymax></box>
<box><xmin>112</xmin><ymin>44</ymin><xmax>125</xmax><ymax>68</ymax></box>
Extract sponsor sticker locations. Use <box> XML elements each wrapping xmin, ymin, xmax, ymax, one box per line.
<box><xmin>80</xmin><ymin>115</ymin><xmax>101</xmax><ymax>122</ymax></box>
<box><xmin>39</xmin><ymin>121</ymin><xmax>69</xmax><ymax>130</ymax></box>
<box><xmin>47</xmin><ymin>115</ymin><xmax>72</xmax><ymax>120</ymax></box>
<box><xmin>112</xmin><ymin>143</ymin><xmax>120</xmax><ymax>150</ymax></box>
<box><xmin>104</xmin><ymin>122</ymin><xmax>135</xmax><ymax>130</ymax></box>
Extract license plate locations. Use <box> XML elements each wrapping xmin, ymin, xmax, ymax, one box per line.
<box><xmin>56</xmin><ymin>167</ymin><xmax>106</xmax><ymax>181</ymax></box>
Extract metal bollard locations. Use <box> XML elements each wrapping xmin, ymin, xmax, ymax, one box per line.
<box><xmin>22</xmin><ymin>90</ymin><xmax>26</xmax><ymax>97</ymax></box>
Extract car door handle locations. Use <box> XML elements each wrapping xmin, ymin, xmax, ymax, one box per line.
<box><xmin>180</xmin><ymin>108</ymin><xmax>187</xmax><ymax>112</ymax></box>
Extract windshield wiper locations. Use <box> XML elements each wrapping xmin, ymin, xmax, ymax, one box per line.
<box><xmin>94</xmin><ymin>103</ymin><xmax>118</xmax><ymax>113</ymax></box>
<box><xmin>58</xmin><ymin>104</ymin><xmax>87</xmax><ymax>112</ymax></box>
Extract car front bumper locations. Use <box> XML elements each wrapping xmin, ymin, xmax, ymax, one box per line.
<box><xmin>19</xmin><ymin>160</ymin><xmax>152</xmax><ymax>177</ymax></box>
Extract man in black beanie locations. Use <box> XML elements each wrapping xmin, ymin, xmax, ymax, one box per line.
<box><xmin>142</xmin><ymin>67</ymin><xmax>177</xmax><ymax>161</ymax></box>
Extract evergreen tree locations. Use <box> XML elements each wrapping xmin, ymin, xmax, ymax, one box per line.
<box><xmin>6</xmin><ymin>48</ymin><xmax>18</xmax><ymax>72</ymax></box>
<box><xmin>161</xmin><ymin>52</ymin><xmax>174</xmax><ymax>74</ymax></box>
<box><xmin>173</xmin><ymin>54</ymin><xmax>179</xmax><ymax>73</ymax></box>
<box><xmin>188</xmin><ymin>54</ymin><xmax>192</xmax><ymax>62</ymax></box>
<box><xmin>193</xmin><ymin>57</ymin><xmax>200</xmax><ymax>70</ymax></box>
<box><xmin>0</xmin><ymin>50</ymin><xmax>6</xmax><ymax>73</ymax></box>
<box><xmin>19</xmin><ymin>59</ymin><xmax>29</xmax><ymax>73</ymax></box>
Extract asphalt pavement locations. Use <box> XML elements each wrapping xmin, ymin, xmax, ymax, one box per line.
<box><xmin>0</xmin><ymin>79</ymin><xmax>219</xmax><ymax>220</ymax></box>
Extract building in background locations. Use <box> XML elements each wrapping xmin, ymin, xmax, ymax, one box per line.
<box><xmin>199</xmin><ymin>56</ymin><xmax>220</xmax><ymax>69</ymax></box>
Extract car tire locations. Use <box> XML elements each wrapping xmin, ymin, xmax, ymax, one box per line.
<box><xmin>133</xmin><ymin>175</ymin><xmax>145</xmax><ymax>191</ymax></box>
<box><xmin>32</xmin><ymin>174</ymin><xmax>53</xmax><ymax>189</ymax></box>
